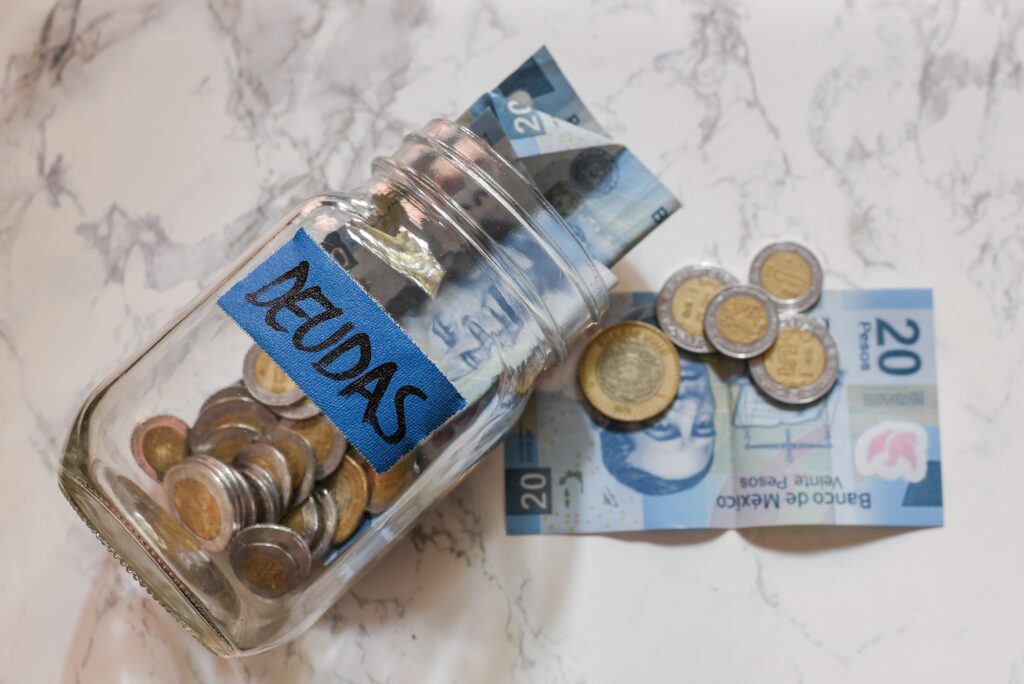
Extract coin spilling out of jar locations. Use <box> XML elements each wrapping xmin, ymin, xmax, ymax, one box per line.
<box><xmin>129</xmin><ymin>343</ymin><xmax>419</xmax><ymax>594</ymax></box>
<box><xmin>578</xmin><ymin>321</ymin><xmax>681</xmax><ymax>422</ymax></box>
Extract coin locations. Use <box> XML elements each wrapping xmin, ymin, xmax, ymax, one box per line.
<box><xmin>577</xmin><ymin>321</ymin><xmax>681</xmax><ymax>422</ymax></box>
<box><xmin>190</xmin><ymin>398</ymin><xmax>276</xmax><ymax>453</ymax></box>
<box><xmin>280</xmin><ymin>416</ymin><xmax>346</xmax><ymax>480</ymax></box>
<box><xmin>749</xmin><ymin>241</ymin><xmax>823</xmax><ymax>312</ymax></box>
<box><xmin>243</xmin><ymin>345</ymin><xmax>305</xmax><ymax>407</ymax></box>
<box><xmin>324</xmin><ymin>455</ymin><xmax>369</xmax><ymax>545</ymax></box>
<box><xmin>191</xmin><ymin>424</ymin><xmax>260</xmax><ymax>464</ymax></box>
<box><xmin>655</xmin><ymin>264</ymin><xmax>738</xmax><ymax>353</ymax></box>
<box><xmin>309</xmin><ymin>488</ymin><xmax>338</xmax><ymax>560</ymax></box>
<box><xmin>350</xmin><ymin>448</ymin><xmax>417</xmax><ymax>515</ymax></box>
<box><xmin>236</xmin><ymin>461</ymin><xmax>282</xmax><ymax>523</ymax></box>
<box><xmin>131</xmin><ymin>415</ymin><xmax>189</xmax><ymax>481</ymax></box>
<box><xmin>200</xmin><ymin>384</ymin><xmax>254</xmax><ymax>413</ymax></box>
<box><xmin>222</xmin><ymin>462</ymin><xmax>259</xmax><ymax>529</ymax></box>
<box><xmin>749</xmin><ymin>314</ymin><xmax>839</xmax><ymax>405</ymax></box>
<box><xmin>228</xmin><ymin>524</ymin><xmax>312</xmax><ymax>598</ymax></box>
<box><xmin>703</xmin><ymin>284</ymin><xmax>780</xmax><ymax>359</ymax></box>
<box><xmin>270</xmin><ymin>396</ymin><xmax>322</xmax><ymax>421</ymax></box>
<box><xmin>234</xmin><ymin>443</ymin><xmax>292</xmax><ymax>513</ymax></box>
<box><xmin>163</xmin><ymin>456</ymin><xmax>241</xmax><ymax>552</ymax></box>
<box><xmin>281</xmin><ymin>497</ymin><xmax>320</xmax><ymax>546</ymax></box>
<box><xmin>261</xmin><ymin>425</ymin><xmax>316</xmax><ymax>506</ymax></box>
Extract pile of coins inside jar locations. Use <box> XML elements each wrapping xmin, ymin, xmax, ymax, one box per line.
<box><xmin>579</xmin><ymin>241</ymin><xmax>839</xmax><ymax>422</ymax></box>
<box><xmin>129</xmin><ymin>345</ymin><xmax>417</xmax><ymax>598</ymax></box>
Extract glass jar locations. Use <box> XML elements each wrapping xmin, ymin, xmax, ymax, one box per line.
<box><xmin>59</xmin><ymin>120</ymin><xmax>610</xmax><ymax>656</ymax></box>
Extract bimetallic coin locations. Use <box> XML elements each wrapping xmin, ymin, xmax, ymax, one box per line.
<box><xmin>131</xmin><ymin>415</ymin><xmax>189</xmax><ymax>481</ymax></box>
<box><xmin>655</xmin><ymin>264</ymin><xmax>738</xmax><ymax>353</ymax></box>
<box><xmin>703</xmin><ymin>284</ymin><xmax>780</xmax><ymax>359</ymax></box>
<box><xmin>324</xmin><ymin>455</ymin><xmax>369</xmax><ymax>545</ymax></box>
<box><xmin>749</xmin><ymin>241</ymin><xmax>823</xmax><ymax>312</ymax></box>
<box><xmin>270</xmin><ymin>396</ymin><xmax>322</xmax><ymax>421</ymax></box>
<box><xmin>228</xmin><ymin>524</ymin><xmax>312</xmax><ymax>598</ymax></box>
<box><xmin>243</xmin><ymin>345</ymin><xmax>305</xmax><ymax>407</ymax></box>
<box><xmin>749</xmin><ymin>314</ymin><xmax>839</xmax><ymax>405</ymax></box>
<box><xmin>261</xmin><ymin>425</ymin><xmax>316</xmax><ymax>507</ymax></box>
<box><xmin>351</xmin><ymin>448</ymin><xmax>418</xmax><ymax>515</ymax></box>
<box><xmin>281</xmin><ymin>497</ymin><xmax>320</xmax><ymax>546</ymax></box>
<box><xmin>199</xmin><ymin>384</ymin><xmax>254</xmax><ymax>413</ymax></box>
<box><xmin>280</xmin><ymin>416</ymin><xmax>346</xmax><ymax>480</ymax></box>
<box><xmin>222</xmin><ymin>463</ymin><xmax>259</xmax><ymax>529</ymax></box>
<box><xmin>190</xmin><ymin>398</ymin><xmax>276</xmax><ymax>453</ymax></box>
<box><xmin>191</xmin><ymin>424</ymin><xmax>260</xmax><ymax>464</ymax></box>
<box><xmin>577</xmin><ymin>321</ymin><xmax>681</xmax><ymax>422</ymax></box>
<box><xmin>163</xmin><ymin>456</ymin><xmax>241</xmax><ymax>552</ymax></box>
<box><xmin>236</xmin><ymin>462</ymin><xmax>282</xmax><ymax>523</ymax></box>
<box><xmin>309</xmin><ymin>488</ymin><xmax>338</xmax><ymax>560</ymax></box>
<box><xmin>234</xmin><ymin>444</ymin><xmax>292</xmax><ymax>513</ymax></box>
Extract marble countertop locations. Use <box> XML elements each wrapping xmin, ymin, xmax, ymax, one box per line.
<box><xmin>2</xmin><ymin>0</ymin><xmax>1023</xmax><ymax>681</ymax></box>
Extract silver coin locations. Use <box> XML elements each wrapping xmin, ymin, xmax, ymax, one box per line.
<box><xmin>280</xmin><ymin>497</ymin><xmax>320</xmax><ymax>547</ymax></box>
<box><xmin>309</xmin><ymin>487</ymin><xmax>338</xmax><ymax>560</ymax></box>
<box><xmin>279</xmin><ymin>416</ymin><xmax>347</xmax><ymax>480</ymax></box>
<box><xmin>242</xmin><ymin>344</ymin><xmax>305</xmax><ymax>407</ymax></box>
<box><xmin>236</xmin><ymin>462</ymin><xmax>282</xmax><ymax>523</ymax></box>
<box><xmin>190</xmin><ymin>398</ymin><xmax>276</xmax><ymax>452</ymax></box>
<box><xmin>228</xmin><ymin>524</ymin><xmax>312</xmax><ymax>598</ymax></box>
<box><xmin>270</xmin><ymin>396</ymin><xmax>322</xmax><ymax>421</ymax></box>
<box><xmin>703</xmin><ymin>284</ymin><xmax>780</xmax><ymax>359</ymax></box>
<box><xmin>200</xmin><ymin>383</ymin><xmax>254</xmax><ymax>413</ymax></box>
<box><xmin>234</xmin><ymin>443</ymin><xmax>292</xmax><ymax>513</ymax></box>
<box><xmin>163</xmin><ymin>456</ymin><xmax>241</xmax><ymax>552</ymax></box>
<box><xmin>655</xmin><ymin>264</ymin><xmax>739</xmax><ymax>353</ymax></box>
<box><xmin>260</xmin><ymin>425</ymin><xmax>316</xmax><ymax>507</ymax></box>
<box><xmin>190</xmin><ymin>424</ymin><xmax>260</xmax><ymax>464</ymax></box>
<box><xmin>221</xmin><ymin>461</ymin><xmax>259</xmax><ymax>528</ymax></box>
<box><xmin>749</xmin><ymin>314</ymin><xmax>840</xmax><ymax>405</ymax></box>
<box><xmin>748</xmin><ymin>241</ymin><xmax>823</xmax><ymax>312</ymax></box>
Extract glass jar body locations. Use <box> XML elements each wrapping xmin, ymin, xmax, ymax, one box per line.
<box><xmin>59</xmin><ymin>121</ymin><xmax>608</xmax><ymax>655</ymax></box>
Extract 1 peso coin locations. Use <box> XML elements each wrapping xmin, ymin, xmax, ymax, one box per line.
<box><xmin>655</xmin><ymin>264</ymin><xmax>738</xmax><ymax>353</ymax></box>
<box><xmin>577</xmin><ymin>321</ymin><xmax>681</xmax><ymax>422</ymax></box>
<box><xmin>190</xmin><ymin>424</ymin><xmax>260</xmax><ymax>464</ymax></box>
<box><xmin>242</xmin><ymin>344</ymin><xmax>306</xmax><ymax>407</ymax></box>
<box><xmin>309</xmin><ymin>487</ymin><xmax>339</xmax><ymax>560</ymax></box>
<box><xmin>748</xmin><ymin>241</ymin><xmax>823</xmax><ymax>312</ymax></box>
<box><xmin>324</xmin><ymin>455</ymin><xmax>370</xmax><ymax>545</ymax></box>
<box><xmin>228</xmin><ymin>524</ymin><xmax>312</xmax><ymax>598</ymax></box>
<box><xmin>131</xmin><ymin>415</ymin><xmax>189</xmax><ymax>481</ymax></box>
<box><xmin>350</xmin><ymin>448</ymin><xmax>418</xmax><ymax>516</ymax></box>
<box><xmin>280</xmin><ymin>416</ymin><xmax>347</xmax><ymax>481</ymax></box>
<box><xmin>163</xmin><ymin>455</ymin><xmax>243</xmax><ymax>552</ymax></box>
<box><xmin>749</xmin><ymin>313</ymin><xmax>839</xmax><ymax>405</ymax></box>
<box><xmin>703</xmin><ymin>284</ymin><xmax>779</xmax><ymax>359</ymax></box>
<box><xmin>234</xmin><ymin>443</ymin><xmax>293</xmax><ymax>513</ymax></box>
<box><xmin>280</xmin><ymin>497</ymin><xmax>321</xmax><ymax>547</ymax></box>
<box><xmin>260</xmin><ymin>425</ymin><xmax>316</xmax><ymax>507</ymax></box>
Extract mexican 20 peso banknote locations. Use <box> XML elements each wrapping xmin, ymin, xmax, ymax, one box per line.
<box><xmin>504</xmin><ymin>290</ymin><xmax>943</xmax><ymax>533</ymax></box>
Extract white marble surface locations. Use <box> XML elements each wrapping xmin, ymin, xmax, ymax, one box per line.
<box><xmin>1</xmin><ymin>0</ymin><xmax>1023</xmax><ymax>681</ymax></box>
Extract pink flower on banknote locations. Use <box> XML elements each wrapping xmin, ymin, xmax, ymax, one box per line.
<box><xmin>854</xmin><ymin>422</ymin><xmax>928</xmax><ymax>483</ymax></box>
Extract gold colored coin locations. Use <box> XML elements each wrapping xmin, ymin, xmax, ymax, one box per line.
<box><xmin>172</xmin><ymin>478</ymin><xmax>222</xmax><ymax>541</ymax></box>
<box><xmin>240</xmin><ymin>553</ymin><xmax>289</xmax><ymax>593</ymax></box>
<box><xmin>762</xmin><ymin>328</ymin><xmax>827</xmax><ymax>388</ymax></box>
<box><xmin>715</xmin><ymin>295</ymin><xmax>769</xmax><ymax>345</ymax></box>
<box><xmin>350</xmin><ymin>448</ymin><xmax>418</xmax><ymax>515</ymax></box>
<box><xmin>254</xmin><ymin>350</ymin><xmax>297</xmax><ymax>395</ymax></box>
<box><xmin>131</xmin><ymin>415</ymin><xmax>189</xmax><ymax>480</ymax></box>
<box><xmin>282</xmin><ymin>416</ymin><xmax>346</xmax><ymax>479</ymax></box>
<box><xmin>760</xmin><ymin>250</ymin><xmax>812</xmax><ymax>300</ymax></box>
<box><xmin>325</xmin><ymin>455</ymin><xmax>370</xmax><ymax>545</ymax></box>
<box><xmin>671</xmin><ymin>276</ymin><xmax>726</xmax><ymax>338</ymax></box>
<box><xmin>578</xmin><ymin>321</ymin><xmax>681</xmax><ymax>422</ymax></box>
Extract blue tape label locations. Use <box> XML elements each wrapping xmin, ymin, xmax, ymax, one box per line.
<box><xmin>219</xmin><ymin>228</ymin><xmax>466</xmax><ymax>473</ymax></box>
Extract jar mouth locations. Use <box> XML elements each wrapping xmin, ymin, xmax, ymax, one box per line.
<box><xmin>376</xmin><ymin>119</ymin><xmax>610</xmax><ymax>361</ymax></box>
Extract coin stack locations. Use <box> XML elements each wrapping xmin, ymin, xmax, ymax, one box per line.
<box><xmin>578</xmin><ymin>241</ymin><xmax>840</xmax><ymax>422</ymax></box>
<box><xmin>129</xmin><ymin>344</ymin><xmax>419</xmax><ymax>598</ymax></box>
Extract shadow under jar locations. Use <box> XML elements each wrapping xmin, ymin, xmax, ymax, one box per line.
<box><xmin>59</xmin><ymin>120</ymin><xmax>610</xmax><ymax>656</ymax></box>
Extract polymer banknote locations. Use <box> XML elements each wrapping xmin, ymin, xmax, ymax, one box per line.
<box><xmin>459</xmin><ymin>46</ymin><xmax>680</xmax><ymax>266</ymax></box>
<box><xmin>504</xmin><ymin>290</ymin><xmax>943</xmax><ymax>533</ymax></box>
